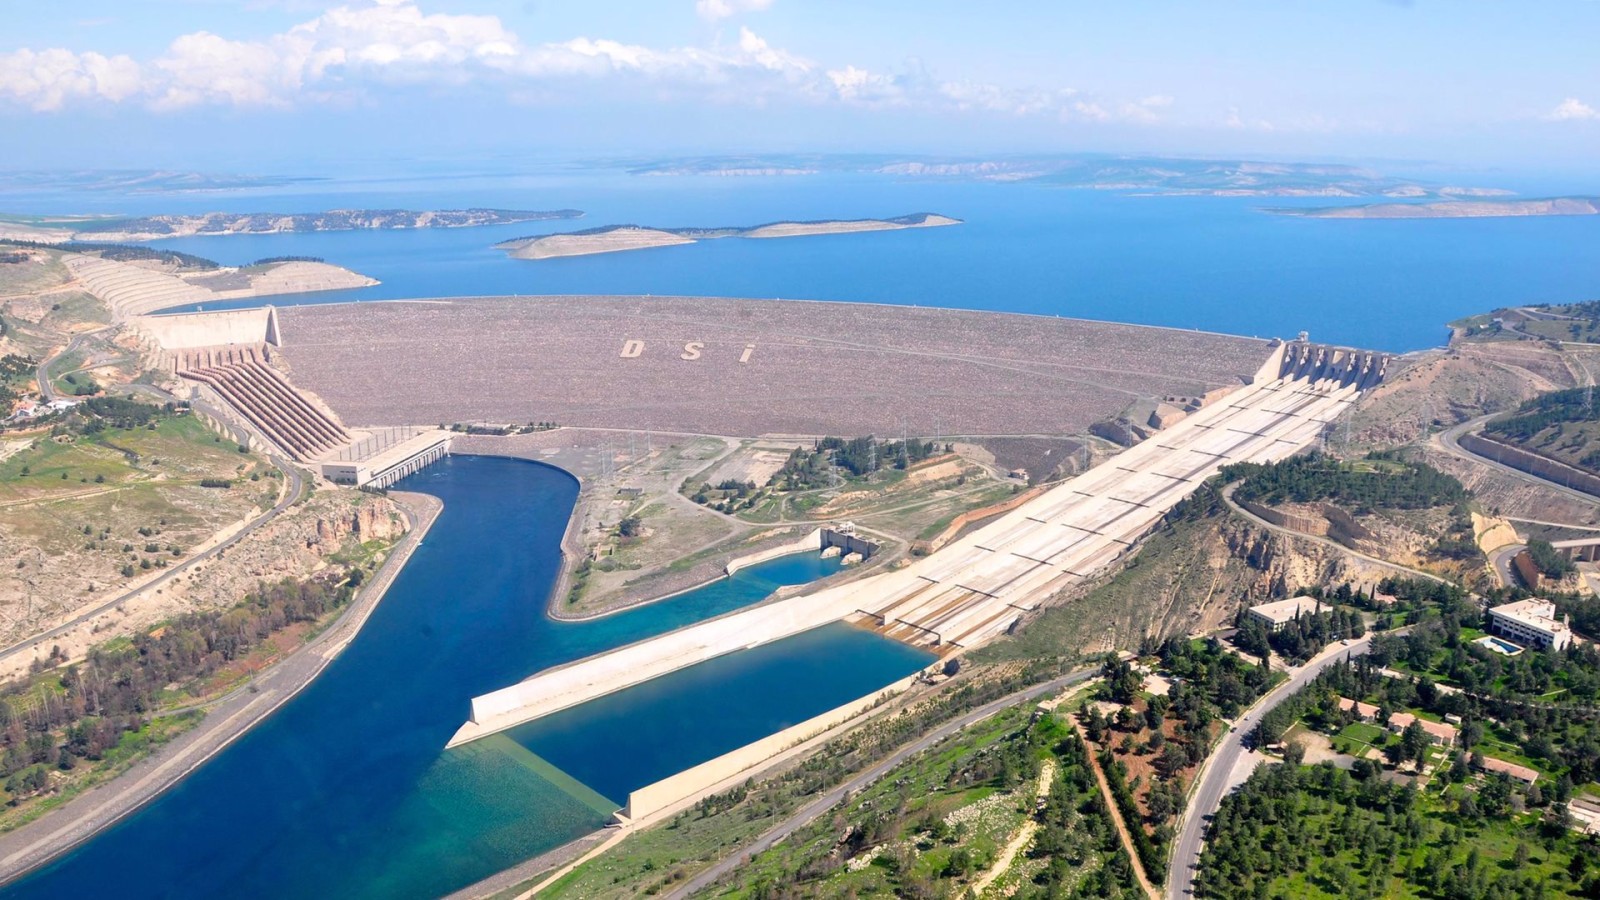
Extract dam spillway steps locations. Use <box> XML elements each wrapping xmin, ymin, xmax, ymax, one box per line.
<box><xmin>448</xmin><ymin>357</ymin><xmax>1368</xmax><ymax>748</ymax></box>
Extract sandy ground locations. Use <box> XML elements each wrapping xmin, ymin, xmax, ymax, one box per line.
<box><xmin>970</xmin><ymin>758</ymin><xmax>1055</xmax><ymax>897</ymax></box>
<box><xmin>501</xmin><ymin>228</ymin><xmax>696</xmax><ymax>260</ymax></box>
<box><xmin>0</xmin><ymin>490</ymin><xmax>438</xmax><ymax>885</ymax></box>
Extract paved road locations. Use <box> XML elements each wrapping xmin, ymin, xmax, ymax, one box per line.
<box><xmin>35</xmin><ymin>326</ymin><xmax>112</xmax><ymax>403</ymax></box>
<box><xmin>1488</xmin><ymin>543</ymin><xmax>1527</xmax><ymax>589</ymax></box>
<box><xmin>1434</xmin><ymin>415</ymin><xmax>1600</xmax><ymax>508</ymax></box>
<box><xmin>1166</xmin><ymin>634</ymin><xmax>1382</xmax><ymax>899</ymax></box>
<box><xmin>0</xmin><ymin>385</ymin><xmax>305</xmax><ymax>666</ymax></box>
<box><xmin>1220</xmin><ymin>482</ymin><xmax>1449</xmax><ymax>585</ymax></box>
<box><xmin>0</xmin><ymin>450</ymin><xmax>305</xmax><ymax>666</ymax></box>
<box><xmin>664</xmin><ymin>666</ymin><xmax>1099</xmax><ymax>899</ymax></box>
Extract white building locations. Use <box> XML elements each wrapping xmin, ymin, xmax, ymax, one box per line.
<box><xmin>1246</xmin><ymin>595</ymin><xmax>1320</xmax><ymax>632</ymax></box>
<box><xmin>1488</xmin><ymin>599</ymin><xmax>1572</xmax><ymax>652</ymax></box>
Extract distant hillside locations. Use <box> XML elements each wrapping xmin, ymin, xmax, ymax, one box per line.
<box><xmin>496</xmin><ymin>213</ymin><xmax>960</xmax><ymax>260</ymax></box>
<box><xmin>620</xmin><ymin>153</ymin><xmax>1510</xmax><ymax>198</ymax></box>
<box><xmin>1484</xmin><ymin>387</ymin><xmax>1600</xmax><ymax>473</ymax></box>
<box><xmin>69</xmin><ymin>208</ymin><xmax>584</xmax><ymax>242</ymax></box>
<box><xmin>1270</xmin><ymin>196</ymin><xmax>1600</xmax><ymax>219</ymax></box>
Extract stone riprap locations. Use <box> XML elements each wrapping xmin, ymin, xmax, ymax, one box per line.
<box><xmin>277</xmin><ymin>296</ymin><xmax>1273</xmax><ymax>438</ymax></box>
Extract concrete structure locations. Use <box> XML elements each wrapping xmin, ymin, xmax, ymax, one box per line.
<box><xmin>135</xmin><ymin>308</ymin><xmax>453</xmax><ymax>488</ymax></box>
<box><xmin>132</xmin><ymin>307</ymin><xmax>282</xmax><ymax>356</ymax></box>
<box><xmin>180</xmin><ymin>357</ymin><xmax>352</xmax><ymax>461</ymax></box>
<box><xmin>448</xmin><ymin>340</ymin><xmax>1378</xmax><ymax>747</ymax></box>
<box><xmin>1457</xmin><ymin>431</ymin><xmax>1600</xmax><ymax>501</ymax></box>
<box><xmin>320</xmin><ymin>429</ymin><xmax>452</xmax><ymax>490</ymax></box>
<box><xmin>275</xmin><ymin>296</ymin><xmax>1280</xmax><ymax>441</ymax></box>
<box><xmin>1488</xmin><ymin>599</ymin><xmax>1573</xmax><ymax>651</ymax></box>
<box><xmin>1552</xmin><ymin>536</ymin><xmax>1600</xmax><ymax>563</ymax></box>
<box><xmin>619</xmin><ymin>672</ymin><xmax>922</xmax><ymax>823</ymax></box>
<box><xmin>1246</xmin><ymin>595</ymin><xmax>1320</xmax><ymax>631</ymax></box>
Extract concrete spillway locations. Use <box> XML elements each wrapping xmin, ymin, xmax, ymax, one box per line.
<box><xmin>447</xmin><ymin>341</ymin><xmax>1371</xmax><ymax>748</ymax></box>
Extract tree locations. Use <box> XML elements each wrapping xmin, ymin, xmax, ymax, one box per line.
<box><xmin>1401</xmin><ymin>721</ymin><xmax>1428</xmax><ymax>765</ymax></box>
<box><xmin>617</xmin><ymin>516</ymin><xmax>642</xmax><ymax>538</ymax></box>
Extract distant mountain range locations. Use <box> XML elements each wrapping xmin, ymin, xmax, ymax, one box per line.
<box><xmin>1267</xmin><ymin>196</ymin><xmax>1600</xmax><ymax>219</ymax></box>
<box><xmin>3</xmin><ymin>208</ymin><xmax>584</xmax><ymax>243</ymax></box>
<box><xmin>610</xmin><ymin>153</ymin><xmax>1510</xmax><ymax>199</ymax></box>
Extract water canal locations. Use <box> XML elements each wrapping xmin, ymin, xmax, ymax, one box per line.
<box><xmin>2</xmin><ymin>455</ymin><xmax>933</xmax><ymax>899</ymax></box>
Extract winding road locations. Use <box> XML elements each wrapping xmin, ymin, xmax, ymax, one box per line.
<box><xmin>1165</xmin><ymin>633</ymin><xmax>1383</xmax><ymax>898</ymax></box>
<box><xmin>1435</xmin><ymin>415</ymin><xmax>1600</xmax><ymax>508</ymax></box>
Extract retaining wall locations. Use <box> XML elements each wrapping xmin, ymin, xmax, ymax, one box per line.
<box><xmin>622</xmin><ymin>672</ymin><xmax>923</xmax><ymax>822</ymax></box>
<box><xmin>1459</xmin><ymin>432</ymin><xmax>1600</xmax><ymax>499</ymax></box>
<box><xmin>724</xmin><ymin>529</ymin><xmax>823</xmax><ymax>575</ymax></box>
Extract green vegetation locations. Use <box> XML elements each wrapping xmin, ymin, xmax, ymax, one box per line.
<box><xmin>539</xmin><ymin>663</ymin><xmax>1080</xmax><ymax>899</ymax></box>
<box><xmin>1488</xmin><ymin>388</ymin><xmax>1600</xmax><ymax>443</ymax></box>
<box><xmin>0</xmin><ymin>353</ymin><xmax>34</xmax><ymax>409</ymax></box>
<box><xmin>1231</xmin><ymin>601</ymin><xmax>1366</xmax><ymax>664</ymax></box>
<box><xmin>1197</xmin><ymin>758</ymin><xmax>1596</xmax><ymax>899</ymax></box>
<box><xmin>0</xmin><ymin>570</ymin><xmax>360</xmax><ymax>822</ymax></box>
<box><xmin>0</xmin><ymin>239</ymin><xmax>218</xmax><ymax>270</ymax></box>
<box><xmin>1527</xmin><ymin>538</ymin><xmax>1578</xmax><ymax>579</ymax></box>
<box><xmin>1482</xmin><ymin>386</ymin><xmax>1600</xmax><ymax>474</ymax></box>
<box><xmin>710</xmin><ymin>710</ymin><xmax>1144</xmax><ymax>899</ymax></box>
<box><xmin>770</xmin><ymin>437</ymin><xmax>946</xmax><ymax>491</ymax></box>
<box><xmin>1080</xmin><ymin>645</ymin><xmax>1278</xmax><ymax>883</ymax></box>
<box><xmin>1223</xmin><ymin>450</ymin><xmax>1468</xmax><ymax>512</ymax></box>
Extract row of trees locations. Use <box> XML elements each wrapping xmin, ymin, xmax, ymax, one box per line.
<box><xmin>0</xmin><ymin>573</ymin><xmax>358</xmax><ymax>800</ymax></box>
<box><xmin>770</xmin><ymin>437</ymin><xmax>949</xmax><ymax>490</ymax></box>
<box><xmin>1222</xmin><ymin>450</ymin><xmax>1467</xmax><ymax>512</ymax></box>
<box><xmin>1485</xmin><ymin>386</ymin><xmax>1600</xmax><ymax>440</ymax></box>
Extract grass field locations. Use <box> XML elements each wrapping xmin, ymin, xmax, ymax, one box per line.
<box><xmin>0</xmin><ymin>411</ymin><xmax>278</xmax><ymax>637</ymax></box>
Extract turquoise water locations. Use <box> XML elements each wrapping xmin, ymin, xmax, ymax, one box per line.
<box><xmin>1</xmin><ymin>455</ymin><xmax>931</xmax><ymax>900</ymax></box>
<box><xmin>14</xmin><ymin>170</ymin><xmax>1600</xmax><ymax>352</ymax></box>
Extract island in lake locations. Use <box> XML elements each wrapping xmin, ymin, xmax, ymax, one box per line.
<box><xmin>1270</xmin><ymin>196</ymin><xmax>1600</xmax><ymax>219</ymax></box>
<box><xmin>0</xmin><ymin>208</ymin><xmax>584</xmax><ymax>243</ymax></box>
<box><xmin>496</xmin><ymin>212</ymin><xmax>960</xmax><ymax>260</ymax></box>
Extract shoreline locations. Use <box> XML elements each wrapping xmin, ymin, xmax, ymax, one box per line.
<box><xmin>0</xmin><ymin>489</ymin><xmax>444</xmax><ymax>886</ymax></box>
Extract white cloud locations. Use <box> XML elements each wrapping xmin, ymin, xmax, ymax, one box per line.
<box><xmin>0</xmin><ymin>0</ymin><xmax>1159</xmax><ymax>127</ymax></box>
<box><xmin>1120</xmin><ymin>94</ymin><xmax>1173</xmax><ymax>124</ymax></box>
<box><xmin>695</xmin><ymin>0</ymin><xmax>774</xmax><ymax>22</ymax></box>
<box><xmin>1548</xmin><ymin>97</ymin><xmax>1598</xmax><ymax>121</ymax></box>
<box><xmin>0</xmin><ymin>48</ymin><xmax>141</xmax><ymax>111</ymax></box>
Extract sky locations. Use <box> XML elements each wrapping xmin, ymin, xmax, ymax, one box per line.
<box><xmin>1</xmin><ymin>0</ymin><xmax>1597</xmax><ymax>173</ymax></box>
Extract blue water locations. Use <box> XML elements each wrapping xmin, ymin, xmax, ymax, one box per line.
<box><xmin>1</xmin><ymin>455</ymin><xmax>931</xmax><ymax>900</ymax></box>
<box><xmin>11</xmin><ymin>169</ymin><xmax>1600</xmax><ymax>352</ymax></box>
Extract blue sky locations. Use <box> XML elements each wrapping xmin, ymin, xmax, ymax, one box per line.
<box><xmin>2</xmin><ymin>0</ymin><xmax>1597</xmax><ymax>171</ymax></box>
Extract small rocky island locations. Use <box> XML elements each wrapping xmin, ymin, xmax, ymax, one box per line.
<box><xmin>496</xmin><ymin>213</ymin><xmax>961</xmax><ymax>260</ymax></box>
<box><xmin>1270</xmin><ymin>196</ymin><xmax>1600</xmax><ymax>219</ymax></box>
<box><xmin>60</xmin><ymin>208</ymin><xmax>584</xmax><ymax>242</ymax></box>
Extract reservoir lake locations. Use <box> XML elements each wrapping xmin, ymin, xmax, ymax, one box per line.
<box><xmin>1</xmin><ymin>455</ymin><xmax>933</xmax><ymax>900</ymax></box>
<box><xmin>10</xmin><ymin>168</ymin><xmax>1600</xmax><ymax>352</ymax></box>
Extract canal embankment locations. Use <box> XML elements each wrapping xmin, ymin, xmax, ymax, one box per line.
<box><xmin>0</xmin><ymin>490</ymin><xmax>443</xmax><ymax>885</ymax></box>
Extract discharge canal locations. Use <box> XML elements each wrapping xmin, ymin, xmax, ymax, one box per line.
<box><xmin>1</xmin><ymin>455</ymin><xmax>933</xmax><ymax>900</ymax></box>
